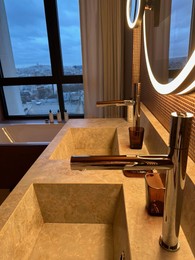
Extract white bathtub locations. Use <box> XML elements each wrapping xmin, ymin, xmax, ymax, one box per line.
<box><xmin>0</xmin><ymin>123</ymin><xmax>63</xmax><ymax>143</ymax></box>
<box><xmin>0</xmin><ymin>123</ymin><xmax>64</xmax><ymax>190</ymax></box>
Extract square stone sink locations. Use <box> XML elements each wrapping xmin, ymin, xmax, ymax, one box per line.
<box><xmin>50</xmin><ymin>127</ymin><xmax>119</xmax><ymax>160</ymax></box>
<box><xmin>0</xmin><ymin>183</ymin><xmax>130</xmax><ymax>259</ymax></box>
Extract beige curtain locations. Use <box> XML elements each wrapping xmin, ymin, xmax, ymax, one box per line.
<box><xmin>79</xmin><ymin>0</ymin><xmax>124</xmax><ymax>118</ymax></box>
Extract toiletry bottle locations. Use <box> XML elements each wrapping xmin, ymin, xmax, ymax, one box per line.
<box><xmin>57</xmin><ymin>110</ymin><xmax>62</xmax><ymax>123</ymax></box>
<box><xmin>64</xmin><ymin>110</ymin><xmax>69</xmax><ymax>122</ymax></box>
<box><xmin>49</xmin><ymin>110</ymin><xmax>54</xmax><ymax>123</ymax></box>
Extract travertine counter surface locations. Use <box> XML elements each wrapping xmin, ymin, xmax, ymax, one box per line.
<box><xmin>0</xmin><ymin>110</ymin><xmax>194</xmax><ymax>259</ymax></box>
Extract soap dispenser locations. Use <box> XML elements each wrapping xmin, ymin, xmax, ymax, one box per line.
<box><xmin>49</xmin><ymin>110</ymin><xmax>54</xmax><ymax>123</ymax></box>
<box><xmin>57</xmin><ymin>110</ymin><xmax>62</xmax><ymax>123</ymax></box>
<box><xmin>64</xmin><ymin>110</ymin><xmax>69</xmax><ymax>122</ymax></box>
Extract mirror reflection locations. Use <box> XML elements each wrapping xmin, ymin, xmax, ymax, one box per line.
<box><xmin>129</xmin><ymin>0</ymin><xmax>138</xmax><ymax>23</ymax></box>
<box><xmin>145</xmin><ymin>0</ymin><xmax>194</xmax><ymax>84</ymax></box>
<box><xmin>126</xmin><ymin>0</ymin><xmax>145</xmax><ymax>28</ymax></box>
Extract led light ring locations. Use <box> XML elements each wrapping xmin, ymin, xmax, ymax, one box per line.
<box><xmin>178</xmin><ymin>80</ymin><xmax>195</xmax><ymax>95</ymax></box>
<box><xmin>126</xmin><ymin>0</ymin><xmax>145</xmax><ymax>29</ymax></box>
<box><xmin>143</xmin><ymin>13</ymin><xmax>195</xmax><ymax>95</ymax></box>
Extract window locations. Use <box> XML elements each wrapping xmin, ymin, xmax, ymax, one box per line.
<box><xmin>58</xmin><ymin>0</ymin><xmax>82</xmax><ymax>75</ymax></box>
<box><xmin>0</xmin><ymin>0</ymin><xmax>83</xmax><ymax>118</ymax></box>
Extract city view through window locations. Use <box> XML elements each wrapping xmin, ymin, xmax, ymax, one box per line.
<box><xmin>1</xmin><ymin>0</ymin><xmax>193</xmax><ymax>117</ymax></box>
<box><xmin>15</xmin><ymin>66</ymin><xmax>84</xmax><ymax>117</ymax></box>
<box><xmin>2</xmin><ymin>0</ymin><xmax>83</xmax><ymax>117</ymax></box>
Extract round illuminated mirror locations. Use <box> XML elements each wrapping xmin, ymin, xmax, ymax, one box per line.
<box><xmin>126</xmin><ymin>0</ymin><xmax>195</xmax><ymax>94</ymax></box>
<box><xmin>143</xmin><ymin>0</ymin><xmax>195</xmax><ymax>94</ymax></box>
<box><xmin>126</xmin><ymin>0</ymin><xmax>145</xmax><ymax>28</ymax></box>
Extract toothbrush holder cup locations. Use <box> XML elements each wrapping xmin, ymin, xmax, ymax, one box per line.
<box><xmin>129</xmin><ymin>126</ymin><xmax>144</xmax><ymax>149</ymax></box>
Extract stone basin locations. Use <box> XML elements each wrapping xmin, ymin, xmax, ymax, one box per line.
<box><xmin>0</xmin><ymin>183</ymin><xmax>130</xmax><ymax>259</ymax></box>
<box><xmin>50</xmin><ymin>127</ymin><xmax>119</xmax><ymax>160</ymax></box>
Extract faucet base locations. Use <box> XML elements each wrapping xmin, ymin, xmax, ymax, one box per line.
<box><xmin>159</xmin><ymin>236</ymin><xmax>180</xmax><ymax>252</ymax></box>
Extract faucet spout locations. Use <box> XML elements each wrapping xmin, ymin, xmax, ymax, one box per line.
<box><xmin>96</xmin><ymin>100</ymin><xmax>134</xmax><ymax>107</ymax></box>
<box><xmin>96</xmin><ymin>99</ymin><xmax>134</xmax><ymax>123</ymax></box>
<box><xmin>96</xmin><ymin>82</ymin><xmax>142</xmax><ymax>125</ymax></box>
<box><xmin>71</xmin><ymin>154</ymin><xmax>173</xmax><ymax>171</ymax></box>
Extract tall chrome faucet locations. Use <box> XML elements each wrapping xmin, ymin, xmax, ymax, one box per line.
<box><xmin>96</xmin><ymin>83</ymin><xmax>141</xmax><ymax>126</ymax></box>
<box><xmin>96</xmin><ymin>99</ymin><xmax>135</xmax><ymax>124</ymax></box>
<box><xmin>71</xmin><ymin>112</ymin><xmax>193</xmax><ymax>252</ymax></box>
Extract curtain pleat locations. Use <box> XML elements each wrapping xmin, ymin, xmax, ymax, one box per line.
<box><xmin>79</xmin><ymin>0</ymin><xmax>124</xmax><ymax>118</ymax></box>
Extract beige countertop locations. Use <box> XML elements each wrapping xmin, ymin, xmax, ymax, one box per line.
<box><xmin>0</xmin><ymin>115</ymin><xmax>194</xmax><ymax>259</ymax></box>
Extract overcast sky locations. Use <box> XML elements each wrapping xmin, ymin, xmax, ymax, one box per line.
<box><xmin>4</xmin><ymin>0</ymin><xmax>82</xmax><ymax>68</ymax></box>
<box><xmin>4</xmin><ymin>0</ymin><xmax>193</xmax><ymax>68</ymax></box>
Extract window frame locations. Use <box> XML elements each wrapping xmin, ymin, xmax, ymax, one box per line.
<box><xmin>0</xmin><ymin>0</ymin><xmax>83</xmax><ymax>120</ymax></box>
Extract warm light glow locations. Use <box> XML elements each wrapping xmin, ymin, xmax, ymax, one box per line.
<box><xmin>2</xmin><ymin>128</ymin><xmax>14</xmax><ymax>143</ymax></box>
<box><xmin>143</xmin><ymin>14</ymin><xmax>195</xmax><ymax>95</ymax></box>
<box><xmin>126</xmin><ymin>0</ymin><xmax>142</xmax><ymax>29</ymax></box>
<box><xmin>177</xmin><ymin>81</ymin><xmax>195</xmax><ymax>95</ymax></box>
